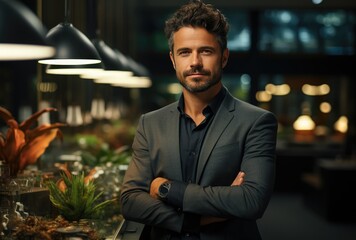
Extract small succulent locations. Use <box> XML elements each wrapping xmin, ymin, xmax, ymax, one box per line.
<box><xmin>0</xmin><ymin>106</ymin><xmax>65</xmax><ymax>176</ymax></box>
<box><xmin>47</xmin><ymin>165</ymin><xmax>116</xmax><ymax>221</ymax></box>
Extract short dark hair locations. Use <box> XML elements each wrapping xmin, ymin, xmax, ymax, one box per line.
<box><xmin>164</xmin><ymin>0</ymin><xmax>229</xmax><ymax>52</ymax></box>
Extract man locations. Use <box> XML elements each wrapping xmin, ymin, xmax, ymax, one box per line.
<box><xmin>120</xmin><ymin>1</ymin><xmax>278</xmax><ymax>239</ymax></box>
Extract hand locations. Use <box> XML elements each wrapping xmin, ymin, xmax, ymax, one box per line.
<box><xmin>231</xmin><ymin>171</ymin><xmax>245</xmax><ymax>186</ymax></box>
<box><xmin>150</xmin><ymin>177</ymin><xmax>169</xmax><ymax>199</ymax></box>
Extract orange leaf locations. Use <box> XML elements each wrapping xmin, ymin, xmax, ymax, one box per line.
<box><xmin>84</xmin><ymin>168</ymin><xmax>97</xmax><ymax>184</ymax></box>
<box><xmin>3</xmin><ymin>127</ymin><xmax>25</xmax><ymax>164</ymax></box>
<box><xmin>56</xmin><ymin>163</ymin><xmax>72</xmax><ymax>180</ymax></box>
<box><xmin>18</xmin><ymin>129</ymin><xmax>59</xmax><ymax>171</ymax></box>
<box><xmin>19</xmin><ymin>108</ymin><xmax>58</xmax><ymax>131</ymax></box>
<box><xmin>25</xmin><ymin>123</ymin><xmax>66</xmax><ymax>141</ymax></box>
<box><xmin>0</xmin><ymin>106</ymin><xmax>15</xmax><ymax>124</ymax></box>
<box><xmin>56</xmin><ymin>179</ymin><xmax>67</xmax><ymax>192</ymax></box>
<box><xmin>0</xmin><ymin>134</ymin><xmax>5</xmax><ymax>148</ymax></box>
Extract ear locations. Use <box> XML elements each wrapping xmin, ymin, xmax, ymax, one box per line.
<box><xmin>169</xmin><ymin>51</ymin><xmax>176</xmax><ymax>69</ymax></box>
<box><xmin>222</xmin><ymin>48</ymin><xmax>229</xmax><ymax>68</ymax></box>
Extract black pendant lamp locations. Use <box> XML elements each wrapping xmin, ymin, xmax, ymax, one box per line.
<box><xmin>80</xmin><ymin>39</ymin><xmax>133</xmax><ymax>80</ymax></box>
<box><xmin>45</xmin><ymin>63</ymin><xmax>104</xmax><ymax>75</ymax></box>
<box><xmin>38</xmin><ymin>0</ymin><xmax>101</xmax><ymax>66</ymax></box>
<box><xmin>110</xmin><ymin>55</ymin><xmax>152</xmax><ymax>88</ymax></box>
<box><xmin>0</xmin><ymin>0</ymin><xmax>55</xmax><ymax>61</ymax></box>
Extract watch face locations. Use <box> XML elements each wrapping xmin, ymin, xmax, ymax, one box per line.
<box><xmin>159</xmin><ymin>182</ymin><xmax>171</xmax><ymax>199</ymax></box>
<box><xmin>160</xmin><ymin>185</ymin><xmax>169</xmax><ymax>194</ymax></box>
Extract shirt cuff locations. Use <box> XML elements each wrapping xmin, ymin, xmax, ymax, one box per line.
<box><xmin>166</xmin><ymin>180</ymin><xmax>187</xmax><ymax>208</ymax></box>
<box><xmin>167</xmin><ymin>181</ymin><xmax>200</xmax><ymax>234</ymax></box>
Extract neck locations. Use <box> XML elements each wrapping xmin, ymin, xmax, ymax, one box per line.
<box><xmin>183</xmin><ymin>83</ymin><xmax>222</xmax><ymax>123</ymax></box>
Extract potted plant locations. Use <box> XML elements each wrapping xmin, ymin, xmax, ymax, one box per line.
<box><xmin>0</xmin><ymin>106</ymin><xmax>65</xmax><ymax>177</ymax></box>
<box><xmin>46</xmin><ymin>165</ymin><xmax>116</xmax><ymax>222</ymax></box>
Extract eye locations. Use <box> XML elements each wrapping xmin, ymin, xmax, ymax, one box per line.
<box><xmin>178</xmin><ymin>50</ymin><xmax>190</xmax><ymax>56</ymax></box>
<box><xmin>201</xmin><ymin>49</ymin><xmax>213</xmax><ymax>55</ymax></box>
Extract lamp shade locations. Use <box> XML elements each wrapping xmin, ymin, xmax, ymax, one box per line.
<box><xmin>46</xmin><ymin>63</ymin><xmax>104</xmax><ymax>75</ymax></box>
<box><xmin>79</xmin><ymin>39</ymin><xmax>132</xmax><ymax>79</ymax></box>
<box><xmin>0</xmin><ymin>0</ymin><xmax>55</xmax><ymax>60</ymax></box>
<box><xmin>38</xmin><ymin>22</ymin><xmax>101</xmax><ymax>65</ymax></box>
<box><xmin>125</xmin><ymin>56</ymin><xmax>150</xmax><ymax>77</ymax></box>
<box><xmin>92</xmin><ymin>39</ymin><xmax>129</xmax><ymax>71</ymax></box>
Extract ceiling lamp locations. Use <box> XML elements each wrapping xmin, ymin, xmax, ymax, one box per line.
<box><xmin>45</xmin><ymin>63</ymin><xmax>104</xmax><ymax>75</ymax></box>
<box><xmin>110</xmin><ymin>77</ymin><xmax>152</xmax><ymax>88</ymax></box>
<box><xmin>94</xmin><ymin>55</ymin><xmax>152</xmax><ymax>88</ymax></box>
<box><xmin>93</xmin><ymin>39</ymin><xmax>131</xmax><ymax>72</ymax></box>
<box><xmin>0</xmin><ymin>0</ymin><xmax>55</xmax><ymax>60</ymax></box>
<box><xmin>38</xmin><ymin>0</ymin><xmax>101</xmax><ymax>66</ymax></box>
<box><xmin>293</xmin><ymin>115</ymin><xmax>316</xmax><ymax>131</ymax></box>
<box><xmin>80</xmin><ymin>40</ymin><xmax>132</xmax><ymax>79</ymax></box>
<box><xmin>334</xmin><ymin>116</ymin><xmax>348</xmax><ymax>133</ymax></box>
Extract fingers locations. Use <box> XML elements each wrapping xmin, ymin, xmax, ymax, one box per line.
<box><xmin>236</xmin><ymin>171</ymin><xmax>245</xmax><ymax>185</ymax></box>
<box><xmin>231</xmin><ymin>171</ymin><xmax>245</xmax><ymax>186</ymax></box>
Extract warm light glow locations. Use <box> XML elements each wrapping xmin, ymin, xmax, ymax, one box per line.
<box><xmin>38</xmin><ymin>59</ymin><xmax>101</xmax><ymax>65</ymax></box>
<box><xmin>89</xmin><ymin>72</ymin><xmax>151</xmax><ymax>88</ymax></box>
<box><xmin>0</xmin><ymin>44</ymin><xmax>55</xmax><ymax>60</ymax></box>
<box><xmin>92</xmin><ymin>75</ymin><xmax>134</xmax><ymax>85</ymax></box>
<box><xmin>315</xmin><ymin>125</ymin><xmax>329</xmax><ymax>137</ymax></box>
<box><xmin>167</xmin><ymin>83</ymin><xmax>182</xmax><ymax>94</ymax></box>
<box><xmin>265</xmin><ymin>83</ymin><xmax>290</xmax><ymax>96</ymax></box>
<box><xmin>91</xmin><ymin>99</ymin><xmax>106</xmax><ymax>120</ymax></box>
<box><xmin>105</xmin><ymin>102</ymin><xmax>121</xmax><ymax>120</ymax></box>
<box><xmin>334</xmin><ymin>116</ymin><xmax>348</xmax><ymax>133</ymax></box>
<box><xmin>110</xmin><ymin>76</ymin><xmax>152</xmax><ymax>88</ymax></box>
<box><xmin>66</xmin><ymin>105</ymin><xmax>84</xmax><ymax>126</ymax></box>
<box><xmin>80</xmin><ymin>70</ymin><xmax>133</xmax><ymax>79</ymax></box>
<box><xmin>293</xmin><ymin>115</ymin><xmax>316</xmax><ymax>130</ymax></box>
<box><xmin>319</xmin><ymin>84</ymin><xmax>330</xmax><ymax>95</ymax></box>
<box><xmin>38</xmin><ymin>82</ymin><xmax>58</xmax><ymax>93</ymax></box>
<box><xmin>256</xmin><ymin>91</ymin><xmax>272</xmax><ymax>102</ymax></box>
<box><xmin>319</xmin><ymin>102</ymin><xmax>331</xmax><ymax>113</ymax></box>
<box><xmin>46</xmin><ymin>67</ymin><xmax>104</xmax><ymax>75</ymax></box>
<box><xmin>302</xmin><ymin>84</ymin><xmax>330</xmax><ymax>96</ymax></box>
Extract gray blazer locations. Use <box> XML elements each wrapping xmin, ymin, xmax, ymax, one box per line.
<box><xmin>120</xmin><ymin>89</ymin><xmax>278</xmax><ymax>240</ymax></box>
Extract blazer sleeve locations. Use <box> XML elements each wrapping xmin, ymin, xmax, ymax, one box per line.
<box><xmin>183</xmin><ymin>111</ymin><xmax>278</xmax><ymax>220</ymax></box>
<box><xmin>120</xmin><ymin>114</ymin><xmax>185</xmax><ymax>233</ymax></box>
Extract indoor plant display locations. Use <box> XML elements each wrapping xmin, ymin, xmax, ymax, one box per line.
<box><xmin>47</xmin><ymin>165</ymin><xmax>116</xmax><ymax>222</ymax></box>
<box><xmin>0</xmin><ymin>106</ymin><xmax>65</xmax><ymax>177</ymax></box>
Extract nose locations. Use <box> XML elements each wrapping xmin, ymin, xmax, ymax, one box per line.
<box><xmin>190</xmin><ymin>52</ymin><xmax>202</xmax><ymax>68</ymax></box>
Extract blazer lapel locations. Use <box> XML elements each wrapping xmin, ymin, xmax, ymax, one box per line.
<box><xmin>166</xmin><ymin>104</ymin><xmax>183</xmax><ymax>181</ymax></box>
<box><xmin>196</xmin><ymin>93</ymin><xmax>235</xmax><ymax>183</ymax></box>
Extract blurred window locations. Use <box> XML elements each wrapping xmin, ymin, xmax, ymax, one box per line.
<box><xmin>259</xmin><ymin>10</ymin><xmax>355</xmax><ymax>55</ymax></box>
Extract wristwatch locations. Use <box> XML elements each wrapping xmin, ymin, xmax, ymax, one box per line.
<box><xmin>158</xmin><ymin>181</ymin><xmax>171</xmax><ymax>200</ymax></box>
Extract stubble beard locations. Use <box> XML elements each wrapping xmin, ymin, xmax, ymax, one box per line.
<box><xmin>178</xmin><ymin>70</ymin><xmax>221</xmax><ymax>93</ymax></box>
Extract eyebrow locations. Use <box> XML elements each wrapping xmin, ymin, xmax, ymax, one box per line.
<box><xmin>176</xmin><ymin>46</ymin><xmax>216</xmax><ymax>53</ymax></box>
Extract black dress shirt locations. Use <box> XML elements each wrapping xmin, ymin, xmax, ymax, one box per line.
<box><xmin>166</xmin><ymin>87</ymin><xmax>226</xmax><ymax>239</ymax></box>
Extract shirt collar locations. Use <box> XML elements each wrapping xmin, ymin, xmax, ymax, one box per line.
<box><xmin>177</xmin><ymin>87</ymin><xmax>226</xmax><ymax>115</ymax></box>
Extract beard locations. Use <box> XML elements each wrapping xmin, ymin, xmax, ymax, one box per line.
<box><xmin>178</xmin><ymin>68</ymin><xmax>222</xmax><ymax>93</ymax></box>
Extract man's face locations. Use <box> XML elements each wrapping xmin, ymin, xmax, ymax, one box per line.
<box><xmin>169</xmin><ymin>27</ymin><xmax>229</xmax><ymax>93</ymax></box>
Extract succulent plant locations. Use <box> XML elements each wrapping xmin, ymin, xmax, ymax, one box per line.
<box><xmin>46</xmin><ymin>165</ymin><xmax>116</xmax><ymax>221</ymax></box>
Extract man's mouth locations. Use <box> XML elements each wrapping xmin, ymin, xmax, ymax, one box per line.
<box><xmin>189</xmin><ymin>73</ymin><xmax>205</xmax><ymax>76</ymax></box>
